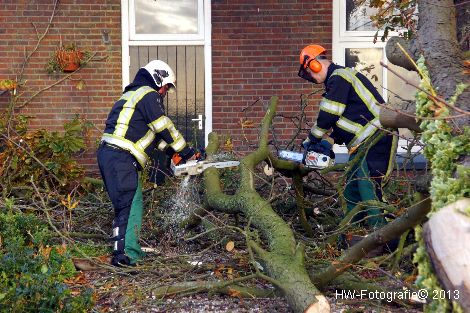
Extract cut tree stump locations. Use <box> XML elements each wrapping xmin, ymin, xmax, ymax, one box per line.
<box><xmin>423</xmin><ymin>198</ymin><xmax>470</xmax><ymax>311</ymax></box>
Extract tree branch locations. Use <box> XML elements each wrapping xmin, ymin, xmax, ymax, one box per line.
<box><xmin>312</xmin><ymin>196</ymin><xmax>432</xmax><ymax>288</ymax></box>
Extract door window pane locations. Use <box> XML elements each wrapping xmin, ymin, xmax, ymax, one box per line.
<box><xmin>346</xmin><ymin>0</ymin><xmax>378</xmax><ymax>31</ymax></box>
<box><xmin>134</xmin><ymin>0</ymin><xmax>199</xmax><ymax>34</ymax></box>
<box><xmin>386</xmin><ymin>63</ymin><xmax>420</xmax><ymax>107</ymax></box>
<box><xmin>345</xmin><ymin>48</ymin><xmax>383</xmax><ymax>92</ymax></box>
<box><xmin>386</xmin><ymin>62</ymin><xmax>420</xmax><ymax>139</ymax></box>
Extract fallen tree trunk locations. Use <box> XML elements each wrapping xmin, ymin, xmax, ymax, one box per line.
<box><xmin>203</xmin><ymin>96</ymin><xmax>330</xmax><ymax>313</ymax></box>
<box><xmin>423</xmin><ymin>198</ymin><xmax>470</xmax><ymax>312</ymax></box>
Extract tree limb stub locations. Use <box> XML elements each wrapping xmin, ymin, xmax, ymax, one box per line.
<box><xmin>379</xmin><ymin>107</ymin><xmax>421</xmax><ymax>132</ymax></box>
<box><xmin>386</xmin><ymin>37</ymin><xmax>420</xmax><ymax>72</ymax></box>
<box><xmin>203</xmin><ymin>96</ymin><xmax>330</xmax><ymax>313</ymax></box>
<box><xmin>312</xmin><ymin>196</ymin><xmax>432</xmax><ymax>289</ymax></box>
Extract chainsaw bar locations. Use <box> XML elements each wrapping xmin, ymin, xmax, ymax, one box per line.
<box><xmin>171</xmin><ymin>160</ymin><xmax>240</xmax><ymax>176</ymax></box>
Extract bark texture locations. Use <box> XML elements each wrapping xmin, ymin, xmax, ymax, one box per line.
<box><xmin>417</xmin><ymin>0</ymin><xmax>469</xmax><ymax>107</ymax></box>
<box><xmin>387</xmin><ymin>0</ymin><xmax>470</xmax><ymax>129</ymax></box>
<box><xmin>379</xmin><ymin>107</ymin><xmax>421</xmax><ymax>131</ymax></box>
<box><xmin>385</xmin><ymin>37</ymin><xmax>420</xmax><ymax>72</ymax></box>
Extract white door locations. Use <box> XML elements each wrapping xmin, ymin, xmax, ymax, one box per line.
<box><xmin>121</xmin><ymin>0</ymin><xmax>212</xmax><ymax>147</ymax></box>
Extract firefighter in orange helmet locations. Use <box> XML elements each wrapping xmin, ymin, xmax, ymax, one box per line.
<box><xmin>298</xmin><ymin>44</ymin><xmax>398</xmax><ymax>230</ymax></box>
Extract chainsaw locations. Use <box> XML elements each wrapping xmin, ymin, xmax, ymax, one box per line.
<box><xmin>278</xmin><ymin>150</ymin><xmax>334</xmax><ymax>169</ymax></box>
<box><xmin>171</xmin><ymin>152</ymin><xmax>240</xmax><ymax>176</ymax></box>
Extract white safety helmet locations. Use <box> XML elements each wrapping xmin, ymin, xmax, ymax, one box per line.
<box><xmin>143</xmin><ymin>60</ymin><xmax>176</xmax><ymax>93</ymax></box>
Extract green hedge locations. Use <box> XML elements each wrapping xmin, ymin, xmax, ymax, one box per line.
<box><xmin>0</xmin><ymin>212</ymin><xmax>94</xmax><ymax>312</ymax></box>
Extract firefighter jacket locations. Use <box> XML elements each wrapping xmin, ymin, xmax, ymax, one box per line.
<box><xmin>101</xmin><ymin>68</ymin><xmax>192</xmax><ymax>168</ymax></box>
<box><xmin>308</xmin><ymin>63</ymin><xmax>385</xmax><ymax>150</ymax></box>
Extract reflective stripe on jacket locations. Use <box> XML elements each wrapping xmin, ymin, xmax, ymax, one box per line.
<box><xmin>308</xmin><ymin>64</ymin><xmax>386</xmax><ymax>150</ymax></box>
<box><xmin>102</xmin><ymin>83</ymin><xmax>190</xmax><ymax>168</ymax></box>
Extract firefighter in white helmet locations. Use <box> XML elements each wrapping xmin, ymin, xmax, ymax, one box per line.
<box><xmin>97</xmin><ymin>60</ymin><xmax>196</xmax><ymax>267</ymax></box>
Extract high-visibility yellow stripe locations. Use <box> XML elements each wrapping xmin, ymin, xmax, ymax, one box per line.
<box><xmin>101</xmin><ymin>133</ymin><xmax>148</xmax><ymax>168</ymax></box>
<box><xmin>136</xmin><ymin>130</ymin><xmax>155</xmax><ymax>152</ymax></box>
<box><xmin>337</xmin><ymin>117</ymin><xmax>362</xmax><ymax>134</ymax></box>
<box><xmin>167</xmin><ymin>124</ymin><xmax>179</xmax><ymax>141</ymax></box>
<box><xmin>310</xmin><ymin>125</ymin><xmax>327</xmax><ymax>138</ymax></box>
<box><xmin>171</xmin><ymin>136</ymin><xmax>186</xmax><ymax>152</ymax></box>
<box><xmin>149</xmin><ymin>116</ymin><xmax>172</xmax><ymax>133</ymax></box>
<box><xmin>157</xmin><ymin>140</ymin><xmax>168</xmax><ymax>151</ymax></box>
<box><xmin>114</xmin><ymin>86</ymin><xmax>155</xmax><ymax>137</ymax></box>
<box><xmin>332</xmin><ymin>68</ymin><xmax>381</xmax><ymax>117</ymax></box>
<box><xmin>121</xmin><ymin>92</ymin><xmax>132</xmax><ymax>101</ymax></box>
<box><xmin>320</xmin><ymin>98</ymin><xmax>346</xmax><ymax>116</ymax></box>
<box><xmin>149</xmin><ymin>115</ymin><xmax>187</xmax><ymax>152</ymax></box>
<box><xmin>348</xmin><ymin>117</ymin><xmax>381</xmax><ymax>149</ymax></box>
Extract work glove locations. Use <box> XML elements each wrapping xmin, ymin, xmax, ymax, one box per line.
<box><xmin>310</xmin><ymin>139</ymin><xmax>333</xmax><ymax>155</ymax></box>
<box><xmin>302</xmin><ymin>138</ymin><xmax>335</xmax><ymax>166</ymax></box>
<box><xmin>301</xmin><ymin>134</ymin><xmax>317</xmax><ymax>150</ymax></box>
<box><xmin>317</xmin><ymin>139</ymin><xmax>336</xmax><ymax>160</ymax></box>
<box><xmin>174</xmin><ymin>146</ymin><xmax>196</xmax><ymax>165</ymax></box>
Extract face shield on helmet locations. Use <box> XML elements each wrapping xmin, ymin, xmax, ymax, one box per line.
<box><xmin>143</xmin><ymin>60</ymin><xmax>176</xmax><ymax>93</ymax></box>
<box><xmin>298</xmin><ymin>45</ymin><xmax>326</xmax><ymax>83</ymax></box>
<box><xmin>298</xmin><ymin>57</ymin><xmax>316</xmax><ymax>83</ymax></box>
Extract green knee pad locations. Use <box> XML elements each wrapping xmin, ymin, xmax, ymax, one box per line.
<box><xmin>124</xmin><ymin>177</ymin><xmax>146</xmax><ymax>263</ymax></box>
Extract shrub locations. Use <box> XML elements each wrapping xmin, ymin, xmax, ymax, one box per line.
<box><xmin>0</xmin><ymin>115</ymin><xmax>92</xmax><ymax>196</ymax></box>
<box><xmin>0</xmin><ymin>211</ymin><xmax>94</xmax><ymax>312</ymax></box>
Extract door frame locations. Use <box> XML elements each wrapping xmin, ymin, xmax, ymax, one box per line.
<box><xmin>332</xmin><ymin>0</ymin><xmax>422</xmax><ymax>155</ymax></box>
<box><xmin>121</xmin><ymin>0</ymin><xmax>212</xmax><ymax>145</ymax></box>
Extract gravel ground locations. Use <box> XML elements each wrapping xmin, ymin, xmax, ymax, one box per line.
<box><xmin>110</xmin><ymin>293</ymin><xmax>423</xmax><ymax>313</ymax></box>
<box><xmin>84</xmin><ymin>212</ymin><xmax>423</xmax><ymax>313</ymax></box>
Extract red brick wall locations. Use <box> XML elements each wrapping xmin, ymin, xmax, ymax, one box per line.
<box><xmin>0</xmin><ymin>0</ymin><xmax>121</xmax><ymax>172</ymax></box>
<box><xmin>211</xmin><ymin>0</ymin><xmax>332</xmax><ymax>152</ymax></box>
<box><xmin>0</xmin><ymin>1</ymin><xmax>333</xmax><ymax>173</ymax></box>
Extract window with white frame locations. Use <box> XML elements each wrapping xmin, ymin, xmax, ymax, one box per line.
<box><xmin>129</xmin><ymin>0</ymin><xmax>204</xmax><ymax>41</ymax></box>
<box><xmin>333</xmin><ymin>0</ymin><xmax>422</xmax><ymax>155</ymax></box>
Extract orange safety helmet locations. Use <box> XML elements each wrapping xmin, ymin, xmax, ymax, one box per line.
<box><xmin>299</xmin><ymin>45</ymin><xmax>326</xmax><ymax>73</ymax></box>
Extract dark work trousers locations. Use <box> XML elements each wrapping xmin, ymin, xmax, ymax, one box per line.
<box><xmin>344</xmin><ymin>133</ymin><xmax>397</xmax><ymax>228</ymax></box>
<box><xmin>97</xmin><ymin>143</ymin><xmax>145</xmax><ymax>264</ymax></box>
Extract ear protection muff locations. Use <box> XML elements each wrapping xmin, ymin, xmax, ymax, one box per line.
<box><xmin>299</xmin><ymin>45</ymin><xmax>327</xmax><ymax>75</ymax></box>
<box><xmin>308</xmin><ymin>59</ymin><xmax>322</xmax><ymax>73</ymax></box>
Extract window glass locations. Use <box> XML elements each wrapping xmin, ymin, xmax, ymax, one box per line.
<box><xmin>346</xmin><ymin>0</ymin><xmax>378</xmax><ymax>31</ymax></box>
<box><xmin>386</xmin><ymin>62</ymin><xmax>421</xmax><ymax>139</ymax></box>
<box><xmin>134</xmin><ymin>0</ymin><xmax>198</xmax><ymax>34</ymax></box>
<box><xmin>345</xmin><ymin>48</ymin><xmax>383</xmax><ymax>92</ymax></box>
<box><xmin>386</xmin><ymin>63</ymin><xmax>420</xmax><ymax>106</ymax></box>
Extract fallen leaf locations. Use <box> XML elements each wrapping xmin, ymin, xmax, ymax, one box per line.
<box><xmin>39</xmin><ymin>245</ymin><xmax>52</xmax><ymax>259</ymax></box>
<box><xmin>226</xmin><ymin>241</ymin><xmax>235</xmax><ymax>252</ymax></box>
<box><xmin>227</xmin><ymin>267</ymin><xmax>234</xmax><ymax>280</ymax></box>
<box><xmin>228</xmin><ymin>287</ymin><xmax>241</xmax><ymax>298</ymax></box>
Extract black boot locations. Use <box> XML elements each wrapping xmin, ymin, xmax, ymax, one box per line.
<box><xmin>111</xmin><ymin>253</ymin><xmax>135</xmax><ymax>267</ymax></box>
